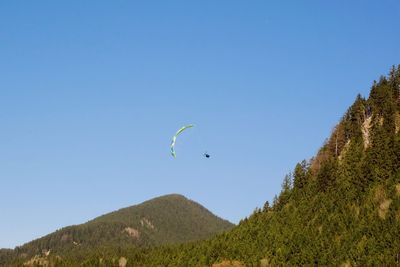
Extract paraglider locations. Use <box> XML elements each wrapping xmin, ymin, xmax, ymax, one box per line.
<box><xmin>170</xmin><ymin>124</ymin><xmax>210</xmax><ymax>158</ymax></box>
<box><xmin>170</xmin><ymin>124</ymin><xmax>194</xmax><ymax>158</ymax></box>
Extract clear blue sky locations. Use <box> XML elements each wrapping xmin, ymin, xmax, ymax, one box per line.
<box><xmin>1</xmin><ymin>1</ymin><xmax>399</xmax><ymax>248</ymax></box>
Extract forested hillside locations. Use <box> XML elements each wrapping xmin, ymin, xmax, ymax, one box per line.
<box><xmin>1</xmin><ymin>194</ymin><xmax>233</xmax><ymax>266</ymax></box>
<box><xmin>3</xmin><ymin>66</ymin><xmax>400</xmax><ymax>266</ymax></box>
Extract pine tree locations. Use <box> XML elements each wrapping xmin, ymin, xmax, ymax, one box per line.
<box><xmin>293</xmin><ymin>160</ymin><xmax>309</xmax><ymax>190</ymax></box>
<box><xmin>344</xmin><ymin>94</ymin><xmax>366</xmax><ymax>140</ymax></box>
<box><xmin>262</xmin><ymin>201</ymin><xmax>270</xmax><ymax>212</ymax></box>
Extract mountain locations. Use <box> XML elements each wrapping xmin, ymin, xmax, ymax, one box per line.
<box><xmin>4</xmin><ymin>66</ymin><xmax>400</xmax><ymax>266</ymax></box>
<box><xmin>1</xmin><ymin>194</ymin><xmax>233</xmax><ymax>266</ymax></box>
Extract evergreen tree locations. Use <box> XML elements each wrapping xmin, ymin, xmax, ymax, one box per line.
<box><xmin>293</xmin><ymin>160</ymin><xmax>309</xmax><ymax>190</ymax></box>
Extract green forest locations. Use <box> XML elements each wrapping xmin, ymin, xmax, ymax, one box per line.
<box><xmin>2</xmin><ymin>66</ymin><xmax>400</xmax><ymax>266</ymax></box>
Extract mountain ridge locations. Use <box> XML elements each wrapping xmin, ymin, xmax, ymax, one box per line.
<box><xmin>1</xmin><ymin>193</ymin><xmax>233</xmax><ymax>266</ymax></box>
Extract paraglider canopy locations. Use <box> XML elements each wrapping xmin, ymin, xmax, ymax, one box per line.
<box><xmin>170</xmin><ymin>124</ymin><xmax>194</xmax><ymax>158</ymax></box>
